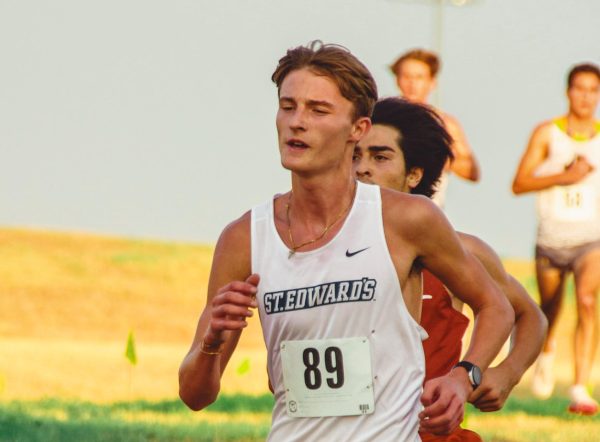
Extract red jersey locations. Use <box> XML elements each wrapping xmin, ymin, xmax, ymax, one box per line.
<box><xmin>420</xmin><ymin>427</ymin><xmax>483</xmax><ymax>442</ymax></box>
<box><xmin>420</xmin><ymin>269</ymin><xmax>470</xmax><ymax>382</ymax></box>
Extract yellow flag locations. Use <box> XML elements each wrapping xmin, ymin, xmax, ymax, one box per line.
<box><xmin>125</xmin><ymin>330</ymin><xmax>137</xmax><ymax>366</ymax></box>
<box><xmin>236</xmin><ymin>357</ymin><xmax>251</xmax><ymax>375</ymax></box>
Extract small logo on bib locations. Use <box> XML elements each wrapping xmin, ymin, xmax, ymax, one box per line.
<box><xmin>288</xmin><ymin>401</ymin><xmax>298</xmax><ymax>413</ymax></box>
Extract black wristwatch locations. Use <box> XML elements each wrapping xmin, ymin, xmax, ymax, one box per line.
<box><xmin>453</xmin><ymin>361</ymin><xmax>482</xmax><ymax>390</ymax></box>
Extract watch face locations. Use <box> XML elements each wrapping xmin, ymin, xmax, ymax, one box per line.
<box><xmin>454</xmin><ymin>361</ymin><xmax>483</xmax><ymax>389</ymax></box>
<box><xmin>472</xmin><ymin>366</ymin><xmax>482</xmax><ymax>387</ymax></box>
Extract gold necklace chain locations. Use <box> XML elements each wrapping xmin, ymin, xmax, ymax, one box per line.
<box><xmin>286</xmin><ymin>183</ymin><xmax>356</xmax><ymax>258</ymax></box>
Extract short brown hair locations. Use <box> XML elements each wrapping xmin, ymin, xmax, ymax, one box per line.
<box><xmin>390</xmin><ymin>49</ymin><xmax>441</xmax><ymax>78</ymax></box>
<box><xmin>567</xmin><ymin>62</ymin><xmax>600</xmax><ymax>88</ymax></box>
<box><xmin>271</xmin><ymin>41</ymin><xmax>378</xmax><ymax>120</ymax></box>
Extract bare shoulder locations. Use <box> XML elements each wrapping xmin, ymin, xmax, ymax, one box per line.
<box><xmin>212</xmin><ymin>210</ymin><xmax>252</xmax><ymax>279</ymax></box>
<box><xmin>520</xmin><ymin>119</ymin><xmax>554</xmax><ymax>158</ymax></box>
<box><xmin>457</xmin><ymin>231</ymin><xmax>506</xmax><ymax>281</ymax></box>
<box><xmin>440</xmin><ymin>111</ymin><xmax>462</xmax><ymax>130</ymax></box>
<box><xmin>381</xmin><ymin>187</ymin><xmax>438</xmax><ymax>220</ymax></box>
<box><xmin>381</xmin><ymin>187</ymin><xmax>448</xmax><ymax>237</ymax></box>
<box><xmin>457</xmin><ymin>231</ymin><xmax>495</xmax><ymax>258</ymax></box>
<box><xmin>217</xmin><ymin>211</ymin><xmax>251</xmax><ymax>249</ymax></box>
<box><xmin>439</xmin><ymin>112</ymin><xmax>470</xmax><ymax>149</ymax></box>
<box><xmin>530</xmin><ymin>119</ymin><xmax>554</xmax><ymax>139</ymax></box>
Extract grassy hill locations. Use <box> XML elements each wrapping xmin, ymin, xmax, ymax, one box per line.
<box><xmin>0</xmin><ymin>227</ymin><xmax>594</xmax><ymax>404</ymax></box>
<box><xmin>0</xmin><ymin>227</ymin><xmax>267</xmax><ymax>402</ymax></box>
<box><xmin>2</xmin><ymin>228</ymin><xmax>600</xmax><ymax>441</ymax></box>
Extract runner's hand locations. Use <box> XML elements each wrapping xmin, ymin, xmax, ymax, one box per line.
<box><xmin>562</xmin><ymin>156</ymin><xmax>594</xmax><ymax>185</ymax></box>
<box><xmin>203</xmin><ymin>274</ymin><xmax>259</xmax><ymax>345</ymax></box>
<box><xmin>419</xmin><ymin>372</ymin><xmax>470</xmax><ymax>435</ymax></box>
<box><xmin>468</xmin><ymin>366</ymin><xmax>518</xmax><ymax>412</ymax></box>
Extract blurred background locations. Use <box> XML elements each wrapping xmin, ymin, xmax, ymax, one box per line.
<box><xmin>2</xmin><ymin>0</ymin><xmax>599</xmax><ymax>257</ymax></box>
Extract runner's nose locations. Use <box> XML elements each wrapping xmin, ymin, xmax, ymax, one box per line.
<box><xmin>289</xmin><ymin>108</ymin><xmax>307</xmax><ymax>131</ymax></box>
<box><xmin>354</xmin><ymin>159</ymin><xmax>371</xmax><ymax>179</ymax></box>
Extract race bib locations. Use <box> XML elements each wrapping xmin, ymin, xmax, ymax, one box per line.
<box><xmin>551</xmin><ymin>185</ymin><xmax>596</xmax><ymax>222</ymax></box>
<box><xmin>280</xmin><ymin>337</ymin><xmax>374</xmax><ymax>417</ymax></box>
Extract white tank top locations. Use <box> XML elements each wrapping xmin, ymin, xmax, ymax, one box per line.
<box><xmin>535</xmin><ymin>123</ymin><xmax>600</xmax><ymax>248</ymax></box>
<box><xmin>251</xmin><ymin>182</ymin><xmax>426</xmax><ymax>442</ymax></box>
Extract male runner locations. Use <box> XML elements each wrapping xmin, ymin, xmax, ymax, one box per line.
<box><xmin>179</xmin><ymin>42</ymin><xmax>513</xmax><ymax>440</ymax></box>
<box><xmin>390</xmin><ymin>49</ymin><xmax>480</xmax><ymax>207</ymax></box>
<box><xmin>353</xmin><ymin>97</ymin><xmax>547</xmax><ymax>440</ymax></box>
<box><xmin>512</xmin><ymin>62</ymin><xmax>600</xmax><ymax>415</ymax></box>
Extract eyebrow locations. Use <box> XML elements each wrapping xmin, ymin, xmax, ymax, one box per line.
<box><xmin>354</xmin><ymin>145</ymin><xmax>397</xmax><ymax>155</ymax></box>
<box><xmin>279</xmin><ymin>97</ymin><xmax>335</xmax><ymax>109</ymax></box>
<box><xmin>306</xmin><ymin>99</ymin><xmax>334</xmax><ymax>109</ymax></box>
<box><xmin>367</xmin><ymin>145</ymin><xmax>396</xmax><ymax>153</ymax></box>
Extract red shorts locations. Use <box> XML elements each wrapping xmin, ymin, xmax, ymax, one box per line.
<box><xmin>419</xmin><ymin>427</ymin><xmax>483</xmax><ymax>442</ymax></box>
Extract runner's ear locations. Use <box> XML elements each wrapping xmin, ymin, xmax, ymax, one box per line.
<box><xmin>406</xmin><ymin>167</ymin><xmax>424</xmax><ymax>190</ymax></box>
<box><xmin>349</xmin><ymin>117</ymin><xmax>372</xmax><ymax>143</ymax></box>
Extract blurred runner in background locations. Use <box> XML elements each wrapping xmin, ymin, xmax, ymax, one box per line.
<box><xmin>390</xmin><ymin>48</ymin><xmax>480</xmax><ymax>207</ymax></box>
<box><xmin>512</xmin><ymin>62</ymin><xmax>600</xmax><ymax>415</ymax></box>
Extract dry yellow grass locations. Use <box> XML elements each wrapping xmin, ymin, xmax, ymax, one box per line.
<box><xmin>0</xmin><ymin>227</ymin><xmax>596</xmax><ymax>403</ymax></box>
<box><xmin>469</xmin><ymin>412</ymin><xmax>600</xmax><ymax>442</ymax></box>
<box><xmin>501</xmin><ymin>258</ymin><xmax>536</xmax><ymax>280</ymax></box>
<box><xmin>0</xmin><ymin>227</ymin><xmax>267</xmax><ymax>402</ymax></box>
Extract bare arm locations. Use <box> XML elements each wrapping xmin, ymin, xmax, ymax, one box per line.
<box><xmin>469</xmin><ymin>275</ymin><xmax>547</xmax><ymax>411</ymax></box>
<box><xmin>459</xmin><ymin>233</ymin><xmax>548</xmax><ymax>411</ymax></box>
<box><xmin>178</xmin><ymin>212</ymin><xmax>258</xmax><ymax>411</ymax></box>
<box><xmin>416</xmin><ymin>211</ymin><xmax>514</xmax><ymax>373</ymax></box>
<box><xmin>444</xmin><ymin>114</ymin><xmax>480</xmax><ymax>182</ymax></box>
<box><xmin>512</xmin><ymin>121</ymin><xmax>594</xmax><ymax>194</ymax></box>
<box><xmin>384</xmin><ymin>194</ymin><xmax>513</xmax><ymax>434</ymax></box>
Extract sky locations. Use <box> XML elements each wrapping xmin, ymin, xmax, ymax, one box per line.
<box><xmin>1</xmin><ymin>0</ymin><xmax>599</xmax><ymax>258</ymax></box>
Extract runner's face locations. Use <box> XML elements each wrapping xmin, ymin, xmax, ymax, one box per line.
<box><xmin>276</xmin><ymin>68</ymin><xmax>361</xmax><ymax>175</ymax></box>
<box><xmin>567</xmin><ymin>72</ymin><xmax>600</xmax><ymax>119</ymax></box>
<box><xmin>396</xmin><ymin>59</ymin><xmax>436</xmax><ymax>104</ymax></box>
<box><xmin>353</xmin><ymin>124</ymin><xmax>411</xmax><ymax>193</ymax></box>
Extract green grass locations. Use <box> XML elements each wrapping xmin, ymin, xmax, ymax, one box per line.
<box><xmin>468</xmin><ymin>396</ymin><xmax>600</xmax><ymax>442</ymax></box>
<box><xmin>2</xmin><ymin>394</ymin><xmax>600</xmax><ymax>442</ymax></box>
<box><xmin>0</xmin><ymin>394</ymin><xmax>273</xmax><ymax>442</ymax></box>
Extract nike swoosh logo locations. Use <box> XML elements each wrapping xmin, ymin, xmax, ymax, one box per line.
<box><xmin>346</xmin><ymin>247</ymin><xmax>370</xmax><ymax>257</ymax></box>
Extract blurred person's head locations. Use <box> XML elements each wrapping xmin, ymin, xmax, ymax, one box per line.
<box><xmin>566</xmin><ymin>63</ymin><xmax>600</xmax><ymax>119</ymax></box>
<box><xmin>390</xmin><ymin>49</ymin><xmax>440</xmax><ymax>104</ymax></box>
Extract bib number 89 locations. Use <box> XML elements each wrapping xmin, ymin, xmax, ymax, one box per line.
<box><xmin>303</xmin><ymin>346</ymin><xmax>344</xmax><ymax>390</ymax></box>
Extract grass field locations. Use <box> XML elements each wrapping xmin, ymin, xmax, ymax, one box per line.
<box><xmin>2</xmin><ymin>394</ymin><xmax>600</xmax><ymax>442</ymax></box>
<box><xmin>1</xmin><ymin>227</ymin><xmax>599</xmax><ymax>441</ymax></box>
<box><xmin>0</xmin><ymin>395</ymin><xmax>273</xmax><ymax>442</ymax></box>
